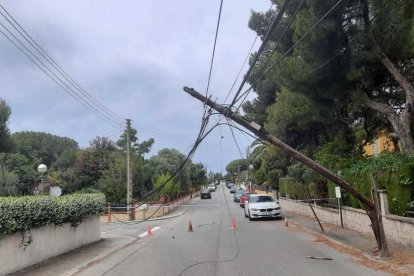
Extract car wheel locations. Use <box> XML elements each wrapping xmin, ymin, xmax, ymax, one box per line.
<box><xmin>248</xmin><ymin>211</ymin><xmax>253</xmax><ymax>221</ymax></box>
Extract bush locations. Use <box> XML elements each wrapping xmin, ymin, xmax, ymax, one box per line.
<box><xmin>340</xmin><ymin>152</ymin><xmax>414</xmax><ymax>215</ymax></box>
<box><xmin>0</xmin><ymin>193</ymin><xmax>105</xmax><ymax>241</ymax></box>
<box><xmin>279</xmin><ymin>177</ymin><xmax>308</xmax><ymax>199</ymax></box>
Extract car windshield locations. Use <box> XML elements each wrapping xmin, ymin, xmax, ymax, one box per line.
<box><xmin>236</xmin><ymin>190</ymin><xmax>244</xmax><ymax>195</ymax></box>
<box><xmin>250</xmin><ymin>196</ymin><xmax>274</xmax><ymax>203</ymax></box>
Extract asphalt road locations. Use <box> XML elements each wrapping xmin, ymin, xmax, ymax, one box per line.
<box><xmin>80</xmin><ymin>185</ymin><xmax>387</xmax><ymax>276</ymax></box>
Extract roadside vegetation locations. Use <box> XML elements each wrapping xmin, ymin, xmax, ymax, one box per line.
<box><xmin>0</xmin><ymin>99</ymin><xmax>207</xmax><ymax>204</ymax></box>
<box><xmin>226</xmin><ymin>0</ymin><xmax>414</xmax><ymax>216</ymax></box>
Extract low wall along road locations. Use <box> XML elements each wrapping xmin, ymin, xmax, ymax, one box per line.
<box><xmin>279</xmin><ymin>190</ymin><xmax>414</xmax><ymax>247</ymax></box>
<box><xmin>0</xmin><ymin>216</ymin><xmax>100</xmax><ymax>275</ymax></box>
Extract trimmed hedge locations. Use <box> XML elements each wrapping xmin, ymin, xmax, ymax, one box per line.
<box><xmin>0</xmin><ymin>193</ymin><xmax>105</xmax><ymax>240</ymax></box>
<box><xmin>336</xmin><ymin>152</ymin><xmax>414</xmax><ymax>216</ymax></box>
<box><xmin>279</xmin><ymin>177</ymin><xmax>308</xmax><ymax>199</ymax></box>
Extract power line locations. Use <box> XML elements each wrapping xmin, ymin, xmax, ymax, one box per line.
<box><xmin>254</xmin><ymin>0</ymin><xmax>345</xmax><ymax>86</ymax></box>
<box><xmin>205</xmin><ymin>0</ymin><xmax>224</xmax><ymax>100</ymax></box>
<box><xmin>233</xmin><ymin>0</ymin><xmax>346</xmax><ymax>110</ymax></box>
<box><xmin>229</xmin><ymin>0</ymin><xmax>291</xmax><ymax>108</ymax></box>
<box><xmin>0</xmin><ymin>5</ymin><xmax>125</xmax><ymax>126</ymax></box>
<box><xmin>0</xmin><ymin>24</ymin><xmax>122</xmax><ymax>127</ymax></box>
<box><xmin>226</xmin><ymin>117</ymin><xmax>245</xmax><ymax>160</ymax></box>
<box><xmin>234</xmin><ymin>0</ymin><xmax>305</xmax><ymax>107</ymax></box>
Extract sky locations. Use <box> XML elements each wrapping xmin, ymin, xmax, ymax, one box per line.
<box><xmin>0</xmin><ymin>0</ymin><xmax>271</xmax><ymax>173</ymax></box>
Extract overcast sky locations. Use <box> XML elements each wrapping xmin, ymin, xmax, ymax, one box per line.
<box><xmin>0</xmin><ymin>0</ymin><xmax>270</xmax><ymax>173</ymax></box>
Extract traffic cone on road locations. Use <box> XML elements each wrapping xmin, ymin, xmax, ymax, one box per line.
<box><xmin>147</xmin><ymin>224</ymin><xmax>154</xmax><ymax>236</ymax></box>
<box><xmin>230</xmin><ymin>218</ymin><xmax>237</xmax><ymax>230</ymax></box>
<box><xmin>284</xmin><ymin>217</ymin><xmax>288</xmax><ymax>227</ymax></box>
<box><xmin>187</xmin><ymin>220</ymin><xmax>194</xmax><ymax>232</ymax></box>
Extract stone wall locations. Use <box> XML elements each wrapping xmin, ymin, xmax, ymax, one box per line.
<box><xmin>280</xmin><ymin>191</ymin><xmax>414</xmax><ymax>247</ymax></box>
<box><xmin>0</xmin><ymin>216</ymin><xmax>100</xmax><ymax>275</ymax></box>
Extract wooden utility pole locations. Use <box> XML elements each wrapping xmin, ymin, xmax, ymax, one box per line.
<box><xmin>370</xmin><ymin>174</ymin><xmax>389</xmax><ymax>257</ymax></box>
<box><xmin>183</xmin><ymin>86</ymin><xmax>389</xmax><ymax>256</ymax></box>
<box><xmin>126</xmin><ymin>119</ymin><xmax>133</xmax><ymax>221</ymax></box>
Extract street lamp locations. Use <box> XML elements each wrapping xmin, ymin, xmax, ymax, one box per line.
<box><xmin>37</xmin><ymin>164</ymin><xmax>47</xmax><ymax>195</ymax></box>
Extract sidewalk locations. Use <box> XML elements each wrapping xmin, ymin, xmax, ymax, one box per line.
<box><xmin>284</xmin><ymin>211</ymin><xmax>414</xmax><ymax>275</ymax></box>
<box><xmin>11</xmin><ymin>204</ymin><xmax>191</xmax><ymax>276</ymax></box>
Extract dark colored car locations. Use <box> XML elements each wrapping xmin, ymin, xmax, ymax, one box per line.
<box><xmin>233</xmin><ymin>189</ymin><xmax>244</xmax><ymax>202</ymax></box>
<box><xmin>201</xmin><ymin>189</ymin><xmax>211</xmax><ymax>199</ymax></box>
<box><xmin>226</xmin><ymin>182</ymin><xmax>234</xmax><ymax>189</ymax></box>
<box><xmin>240</xmin><ymin>191</ymin><xmax>256</xmax><ymax>208</ymax></box>
<box><xmin>230</xmin><ymin>185</ymin><xmax>237</xmax><ymax>193</ymax></box>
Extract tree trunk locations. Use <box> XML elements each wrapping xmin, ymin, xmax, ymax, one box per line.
<box><xmin>360</xmin><ymin>0</ymin><xmax>414</xmax><ymax>154</ymax></box>
<box><xmin>365</xmin><ymin>98</ymin><xmax>414</xmax><ymax>154</ymax></box>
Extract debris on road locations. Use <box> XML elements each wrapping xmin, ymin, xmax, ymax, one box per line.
<box><xmin>305</xmin><ymin>256</ymin><xmax>333</xmax><ymax>260</ymax></box>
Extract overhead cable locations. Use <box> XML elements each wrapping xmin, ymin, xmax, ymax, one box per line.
<box><xmin>0</xmin><ymin>4</ymin><xmax>125</xmax><ymax>126</ymax></box>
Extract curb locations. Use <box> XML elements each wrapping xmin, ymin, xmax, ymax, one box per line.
<box><xmin>65</xmin><ymin>207</ymin><xmax>191</xmax><ymax>275</ymax></box>
<box><xmin>106</xmin><ymin>211</ymin><xmax>185</xmax><ymax>225</ymax></box>
<box><xmin>63</xmin><ymin>237</ymin><xmax>137</xmax><ymax>276</ymax></box>
<box><xmin>286</xmin><ymin>218</ymin><xmax>392</xmax><ymax>266</ymax></box>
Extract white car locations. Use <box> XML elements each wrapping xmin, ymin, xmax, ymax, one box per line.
<box><xmin>208</xmin><ymin>184</ymin><xmax>216</xmax><ymax>192</ymax></box>
<box><xmin>244</xmin><ymin>194</ymin><xmax>281</xmax><ymax>221</ymax></box>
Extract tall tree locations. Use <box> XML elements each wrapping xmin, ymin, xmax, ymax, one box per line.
<box><xmin>0</xmin><ymin>98</ymin><xmax>12</xmax><ymax>152</ymax></box>
<box><xmin>116</xmin><ymin>127</ymin><xmax>154</xmax><ymax>155</ymax></box>
<box><xmin>350</xmin><ymin>0</ymin><xmax>414</xmax><ymax>154</ymax></box>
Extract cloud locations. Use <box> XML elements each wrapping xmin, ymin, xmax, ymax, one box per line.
<box><xmin>1</xmin><ymin>0</ymin><xmax>270</xmax><ymax>172</ymax></box>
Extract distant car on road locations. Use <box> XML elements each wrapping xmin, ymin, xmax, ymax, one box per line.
<box><xmin>244</xmin><ymin>194</ymin><xmax>281</xmax><ymax>221</ymax></box>
<box><xmin>233</xmin><ymin>189</ymin><xmax>244</xmax><ymax>202</ymax></box>
<box><xmin>226</xmin><ymin>182</ymin><xmax>234</xmax><ymax>189</ymax></box>
<box><xmin>240</xmin><ymin>191</ymin><xmax>256</xmax><ymax>208</ymax></box>
<box><xmin>208</xmin><ymin>183</ymin><xmax>216</xmax><ymax>192</ymax></box>
<box><xmin>229</xmin><ymin>185</ymin><xmax>237</xmax><ymax>193</ymax></box>
<box><xmin>201</xmin><ymin>189</ymin><xmax>212</xmax><ymax>199</ymax></box>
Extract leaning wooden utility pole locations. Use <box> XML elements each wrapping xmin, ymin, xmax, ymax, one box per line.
<box><xmin>183</xmin><ymin>86</ymin><xmax>389</xmax><ymax>257</ymax></box>
<box><xmin>126</xmin><ymin>119</ymin><xmax>133</xmax><ymax>221</ymax></box>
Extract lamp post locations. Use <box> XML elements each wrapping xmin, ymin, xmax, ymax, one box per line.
<box><xmin>37</xmin><ymin>164</ymin><xmax>47</xmax><ymax>195</ymax></box>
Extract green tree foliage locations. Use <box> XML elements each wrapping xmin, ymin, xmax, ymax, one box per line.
<box><xmin>0</xmin><ymin>98</ymin><xmax>12</xmax><ymax>152</ymax></box>
<box><xmin>225</xmin><ymin>159</ymin><xmax>248</xmax><ymax>174</ymax></box>
<box><xmin>243</xmin><ymin>0</ymin><xmax>414</xmax><ymax>205</ymax></box>
<box><xmin>117</xmin><ymin>127</ymin><xmax>154</xmax><ymax>155</ymax></box>
<box><xmin>265</xmin><ymin>87</ymin><xmax>329</xmax><ymax>151</ymax></box>
<box><xmin>154</xmin><ymin>173</ymin><xmax>177</xmax><ymax>196</ymax></box>
<box><xmin>189</xmin><ymin>163</ymin><xmax>207</xmax><ymax>188</ymax></box>
<box><xmin>12</xmin><ymin>131</ymin><xmax>79</xmax><ymax>167</ymax></box>
<box><xmin>149</xmin><ymin>148</ymin><xmax>190</xmax><ymax>193</ymax></box>
<box><xmin>96</xmin><ymin>152</ymin><xmax>127</xmax><ymax>203</ymax></box>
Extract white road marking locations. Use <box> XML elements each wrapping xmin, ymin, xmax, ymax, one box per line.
<box><xmin>139</xmin><ymin>226</ymin><xmax>161</xmax><ymax>238</ymax></box>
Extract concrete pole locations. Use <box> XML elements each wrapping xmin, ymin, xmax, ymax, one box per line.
<box><xmin>126</xmin><ymin>119</ymin><xmax>133</xmax><ymax>221</ymax></box>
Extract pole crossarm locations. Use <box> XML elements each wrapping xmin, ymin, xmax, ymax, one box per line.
<box><xmin>183</xmin><ymin>86</ymin><xmax>374</xmax><ymax>209</ymax></box>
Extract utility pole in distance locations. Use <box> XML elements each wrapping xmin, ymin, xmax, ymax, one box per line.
<box><xmin>126</xmin><ymin>119</ymin><xmax>133</xmax><ymax>221</ymax></box>
<box><xmin>183</xmin><ymin>86</ymin><xmax>389</xmax><ymax>256</ymax></box>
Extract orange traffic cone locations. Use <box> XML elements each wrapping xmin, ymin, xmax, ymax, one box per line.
<box><xmin>230</xmin><ymin>218</ymin><xmax>237</xmax><ymax>230</ymax></box>
<box><xmin>147</xmin><ymin>224</ymin><xmax>153</xmax><ymax>236</ymax></box>
<box><xmin>284</xmin><ymin>217</ymin><xmax>288</xmax><ymax>227</ymax></box>
<box><xmin>187</xmin><ymin>221</ymin><xmax>194</xmax><ymax>232</ymax></box>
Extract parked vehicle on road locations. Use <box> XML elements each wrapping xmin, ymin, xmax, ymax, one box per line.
<box><xmin>233</xmin><ymin>189</ymin><xmax>244</xmax><ymax>202</ymax></box>
<box><xmin>226</xmin><ymin>182</ymin><xmax>234</xmax><ymax>189</ymax></box>
<box><xmin>230</xmin><ymin>185</ymin><xmax>237</xmax><ymax>193</ymax></box>
<box><xmin>244</xmin><ymin>194</ymin><xmax>281</xmax><ymax>221</ymax></box>
<box><xmin>240</xmin><ymin>191</ymin><xmax>256</xmax><ymax>207</ymax></box>
<box><xmin>208</xmin><ymin>183</ymin><xmax>216</xmax><ymax>192</ymax></box>
<box><xmin>201</xmin><ymin>189</ymin><xmax>212</xmax><ymax>199</ymax></box>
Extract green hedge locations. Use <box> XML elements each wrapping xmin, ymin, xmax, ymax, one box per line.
<box><xmin>339</xmin><ymin>152</ymin><xmax>414</xmax><ymax>216</ymax></box>
<box><xmin>279</xmin><ymin>177</ymin><xmax>308</xmax><ymax>199</ymax></box>
<box><xmin>0</xmin><ymin>193</ymin><xmax>105</xmax><ymax>240</ymax></box>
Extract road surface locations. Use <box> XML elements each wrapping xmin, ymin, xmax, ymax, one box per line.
<box><xmin>81</xmin><ymin>185</ymin><xmax>387</xmax><ymax>276</ymax></box>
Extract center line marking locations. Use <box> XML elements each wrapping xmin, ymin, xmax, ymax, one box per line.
<box><xmin>139</xmin><ymin>226</ymin><xmax>161</xmax><ymax>238</ymax></box>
